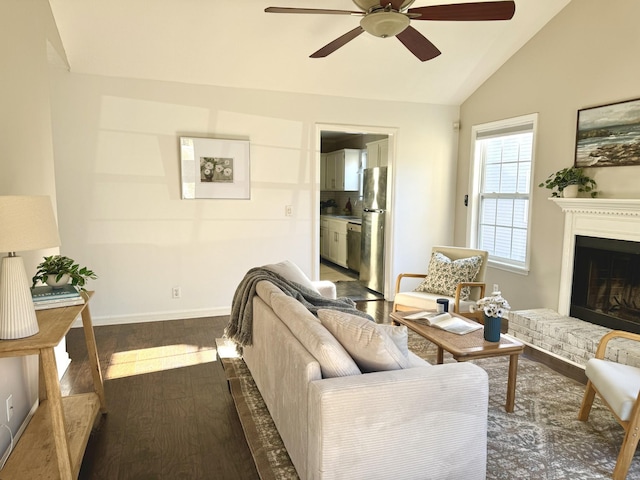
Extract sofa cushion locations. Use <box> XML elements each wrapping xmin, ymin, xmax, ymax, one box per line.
<box><xmin>271</xmin><ymin>294</ymin><xmax>361</xmax><ymax>378</ymax></box>
<box><xmin>255</xmin><ymin>280</ymin><xmax>285</xmax><ymax>309</ymax></box>
<box><xmin>415</xmin><ymin>252</ymin><xmax>482</xmax><ymax>300</ymax></box>
<box><xmin>318</xmin><ymin>309</ymin><xmax>411</xmax><ymax>373</ymax></box>
<box><xmin>263</xmin><ymin>260</ymin><xmax>320</xmax><ymax>294</ymax></box>
<box><xmin>378</xmin><ymin>324</ymin><xmax>409</xmax><ymax>358</ymax></box>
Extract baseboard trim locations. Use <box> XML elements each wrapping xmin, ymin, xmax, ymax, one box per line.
<box><xmin>72</xmin><ymin>307</ymin><xmax>231</xmax><ymax>328</ymax></box>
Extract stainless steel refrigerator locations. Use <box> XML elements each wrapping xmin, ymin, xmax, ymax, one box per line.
<box><xmin>359</xmin><ymin>167</ymin><xmax>387</xmax><ymax>294</ymax></box>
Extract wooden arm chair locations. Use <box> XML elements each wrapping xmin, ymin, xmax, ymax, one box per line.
<box><xmin>393</xmin><ymin>246</ymin><xmax>488</xmax><ymax>321</ymax></box>
<box><xmin>578</xmin><ymin>330</ymin><xmax>640</xmax><ymax>480</ymax></box>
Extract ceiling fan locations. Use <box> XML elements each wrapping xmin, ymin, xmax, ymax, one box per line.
<box><xmin>265</xmin><ymin>1</ymin><xmax>516</xmax><ymax>61</ymax></box>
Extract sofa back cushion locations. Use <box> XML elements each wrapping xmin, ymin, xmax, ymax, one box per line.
<box><xmin>271</xmin><ymin>294</ymin><xmax>361</xmax><ymax>378</ymax></box>
<box><xmin>255</xmin><ymin>280</ymin><xmax>283</xmax><ymax>309</ymax></box>
<box><xmin>318</xmin><ymin>309</ymin><xmax>411</xmax><ymax>373</ymax></box>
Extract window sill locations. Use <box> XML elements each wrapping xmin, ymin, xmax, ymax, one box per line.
<box><xmin>487</xmin><ymin>259</ymin><xmax>529</xmax><ymax>276</ymax></box>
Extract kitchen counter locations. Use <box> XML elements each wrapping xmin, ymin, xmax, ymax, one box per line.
<box><xmin>320</xmin><ymin>214</ymin><xmax>362</xmax><ymax>225</ymax></box>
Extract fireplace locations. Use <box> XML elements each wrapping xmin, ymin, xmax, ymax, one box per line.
<box><xmin>570</xmin><ymin>235</ymin><xmax>640</xmax><ymax>333</ymax></box>
<box><xmin>554</xmin><ymin>198</ymin><xmax>640</xmax><ymax>333</ymax></box>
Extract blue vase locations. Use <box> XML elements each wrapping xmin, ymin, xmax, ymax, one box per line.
<box><xmin>484</xmin><ymin>314</ymin><xmax>502</xmax><ymax>342</ymax></box>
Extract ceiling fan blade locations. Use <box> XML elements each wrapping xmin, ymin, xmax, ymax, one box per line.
<box><xmin>396</xmin><ymin>26</ymin><xmax>441</xmax><ymax>62</ymax></box>
<box><xmin>265</xmin><ymin>7</ymin><xmax>362</xmax><ymax>15</ymax></box>
<box><xmin>310</xmin><ymin>27</ymin><xmax>365</xmax><ymax>58</ymax></box>
<box><xmin>408</xmin><ymin>1</ymin><xmax>515</xmax><ymax>21</ymax></box>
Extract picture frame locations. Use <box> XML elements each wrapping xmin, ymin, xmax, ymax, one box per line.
<box><xmin>180</xmin><ymin>137</ymin><xmax>250</xmax><ymax>199</ymax></box>
<box><xmin>575</xmin><ymin>97</ymin><xmax>640</xmax><ymax>167</ymax></box>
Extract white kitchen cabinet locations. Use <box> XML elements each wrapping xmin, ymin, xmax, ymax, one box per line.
<box><xmin>321</xmin><ymin>149</ymin><xmax>360</xmax><ymax>191</ymax></box>
<box><xmin>320</xmin><ymin>153</ymin><xmax>328</xmax><ymax>190</ymax></box>
<box><xmin>366</xmin><ymin>139</ymin><xmax>388</xmax><ymax>169</ymax></box>
<box><xmin>327</xmin><ymin>218</ymin><xmax>348</xmax><ymax>268</ymax></box>
<box><xmin>320</xmin><ymin>217</ymin><xmax>330</xmax><ymax>259</ymax></box>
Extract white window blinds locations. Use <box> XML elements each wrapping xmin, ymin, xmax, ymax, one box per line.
<box><xmin>471</xmin><ymin>115</ymin><xmax>537</xmax><ymax>272</ymax></box>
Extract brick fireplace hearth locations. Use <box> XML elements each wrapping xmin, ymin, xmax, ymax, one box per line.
<box><xmin>508</xmin><ymin>198</ymin><xmax>640</xmax><ymax>368</ymax></box>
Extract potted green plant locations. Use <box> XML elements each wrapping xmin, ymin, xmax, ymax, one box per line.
<box><xmin>32</xmin><ymin>255</ymin><xmax>97</xmax><ymax>290</ymax></box>
<box><xmin>538</xmin><ymin>166</ymin><xmax>599</xmax><ymax>198</ymax></box>
<box><xmin>321</xmin><ymin>199</ymin><xmax>338</xmax><ymax>214</ymax></box>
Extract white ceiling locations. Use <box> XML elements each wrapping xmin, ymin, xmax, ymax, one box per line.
<box><xmin>48</xmin><ymin>0</ymin><xmax>570</xmax><ymax>105</ymax></box>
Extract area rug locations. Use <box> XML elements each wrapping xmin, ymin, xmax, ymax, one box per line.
<box><xmin>223</xmin><ymin>332</ymin><xmax>640</xmax><ymax>479</ymax></box>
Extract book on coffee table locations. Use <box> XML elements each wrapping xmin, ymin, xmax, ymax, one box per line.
<box><xmin>403</xmin><ymin>311</ymin><xmax>482</xmax><ymax>335</ymax></box>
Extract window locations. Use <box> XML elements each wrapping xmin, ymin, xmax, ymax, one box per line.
<box><xmin>469</xmin><ymin>114</ymin><xmax>537</xmax><ymax>273</ymax></box>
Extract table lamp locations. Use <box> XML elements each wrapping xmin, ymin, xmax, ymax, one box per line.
<box><xmin>0</xmin><ymin>196</ymin><xmax>61</xmax><ymax>339</ymax></box>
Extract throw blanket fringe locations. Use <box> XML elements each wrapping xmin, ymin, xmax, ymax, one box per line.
<box><xmin>225</xmin><ymin>267</ymin><xmax>374</xmax><ymax>346</ymax></box>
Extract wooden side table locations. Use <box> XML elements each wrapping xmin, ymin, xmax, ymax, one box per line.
<box><xmin>0</xmin><ymin>291</ymin><xmax>105</xmax><ymax>479</ymax></box>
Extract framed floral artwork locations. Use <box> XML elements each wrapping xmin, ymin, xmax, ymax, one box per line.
<box><xmin>180</xmin><ymin>137</ymin><xmax>250</xmax><ymax>199</ymax></box>
<box><xmin>575</xmin><ymin>97</ymin><xmax>640</xmax><ymax>167</ymax></box>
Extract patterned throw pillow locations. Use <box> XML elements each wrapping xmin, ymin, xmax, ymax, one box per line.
<box><xmin>414</xmin><ymin>252</ymin><xmax>482</xmax><ymax>300</ymax></box>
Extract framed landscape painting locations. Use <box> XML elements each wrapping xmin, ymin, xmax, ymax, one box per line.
<box><xmin>575</xmin><ymin>97</ymin><xmax>640</xmax><ymax>167</ymax></box>
<box><xmin>180</xmin><ymin>137</ymin><xmax>250</xmax><ymax>199</ymax></box>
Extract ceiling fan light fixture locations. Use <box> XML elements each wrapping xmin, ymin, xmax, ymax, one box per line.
<box><xmin>360</xmin><ymin>11</ymin><xmax>410</xmax><ymax>38</ymax></box>
<box><xmin>352</xmin><ymin>0</ymin><xmax>416</xmax><ymax>12</ymax></box>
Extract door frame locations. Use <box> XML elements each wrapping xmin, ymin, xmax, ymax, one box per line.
<box><xmin>314</xmin><ymin>123</ymin><xmax>397</xmax><ymax>299</ymax></box>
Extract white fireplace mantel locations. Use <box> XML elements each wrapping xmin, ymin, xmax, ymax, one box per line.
<box><xmin>552</xmin><ymin>197</ymin><xmax>640</xmax><ymax>315</ymax></box>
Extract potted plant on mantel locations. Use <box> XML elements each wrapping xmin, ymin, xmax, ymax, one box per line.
<box><xmin>32</xmin><ymin>255</ymin><xmax>97</xmax><ymax>290</ymax></box>
<box><xmin>538</xmin><ymin>166</ymin><xmax>599</xmax><ymax>198</ymax></box>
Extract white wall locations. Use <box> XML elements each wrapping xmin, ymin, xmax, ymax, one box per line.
<box><xmin>48</xmin><ymin>72</ymin><xmax>460</xmax><ymax>325</ymax></box>
<box><xmin>455</xmin><ymin>0</ymin><xmax>640</xmax><ymax>311</ymax></box>
<box><xmin>0</xmin><ymin>2</ymin><xmax>458</xmax><ymax>461</ymax></box>
<box><xmin>0</xmin><ymin>0</ymin><xmax>65</xmax><ymax>461</ymax></box>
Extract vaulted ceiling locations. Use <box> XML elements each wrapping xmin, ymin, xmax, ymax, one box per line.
<box><xmin>48</xmin><ymin>0</ymin><xmax>570</xmax><ymax>105</ymax></box>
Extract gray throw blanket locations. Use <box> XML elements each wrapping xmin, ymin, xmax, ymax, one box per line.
<box><xmin>225</xmin><ymin>267</ymin><xmax>374</xmax><ymax>346</ymax></box>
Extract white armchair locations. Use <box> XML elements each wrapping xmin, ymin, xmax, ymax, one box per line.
<box><xmin>578</xmin><ymin>330</ymin><xmax>640</xmax><ymax>480</ymax></box>
<box><xmin>393</xmin><ymin>246</ymin><xmax>488</xmax><ymax>321</ymax></box>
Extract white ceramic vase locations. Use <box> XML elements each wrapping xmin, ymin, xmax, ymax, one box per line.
<box><xmin>46</xmin><ymin>273</ymin><xmax>71</xmax><ymax>288</ymax></box>
<box><xmin>562</xmin><ymin>185</ymin><xmax>579</xmax><ymax>198</ymax></box>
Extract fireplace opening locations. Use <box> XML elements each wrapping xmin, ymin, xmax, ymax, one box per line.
<box><xmin>571</xmin><ymin>235</ymin><xmax>640</xmax><ymax>334</ymax></box>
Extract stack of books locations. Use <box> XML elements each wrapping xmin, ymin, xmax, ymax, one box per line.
<box><xmin>31</xmin><ymin>284</ymin><xmax>85</xmax><ymax>310</ymax></box>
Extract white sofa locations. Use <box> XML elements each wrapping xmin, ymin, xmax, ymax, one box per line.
<box><xmin>241</xmin><ymin>278</ymin><xmax>489</xmax><ymax>480</ymax></box>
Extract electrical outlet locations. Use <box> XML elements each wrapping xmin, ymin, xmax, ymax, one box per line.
<box><xmin>172</xmin><ymin>287</ymin><xmax>181</xmax><ymax>299</ymax></box>
<box><xmin>6</xmin><ymin>394</ymin><xmax>13</xmax><ymax>422</ymax></box>
<box><xmin>285</xmin><ymin>205</ymin><xmax>293</xmax><ymax>217</ymax></box>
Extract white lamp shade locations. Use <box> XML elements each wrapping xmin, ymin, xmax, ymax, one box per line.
<box><xmin>0</xmin><ymin>195</ymin><xmax>60</xmax><ymax>339</ymax></box>
<box><xmin>0</xmin><ymin>196</ymin><xmax>60</xmax><ymax>253</ymax></box>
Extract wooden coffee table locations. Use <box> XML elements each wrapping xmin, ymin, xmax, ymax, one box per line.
<box><xmin>391</xmin><ymin>310</ymin><xmax>524</xmax><ymax>413</ymax></box>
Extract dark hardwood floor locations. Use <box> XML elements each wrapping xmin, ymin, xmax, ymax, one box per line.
<box><xmin>65</xmin><ymin>297</ymin><xmax>579</xmax><ymax>479</ymax></box>
<box><xmin>65</xmin><ymin>316</ymin><xmax>261</xmax><ymax>480</ymax></box>
<box><xmin>65</xmin><ymin>300</ymin><xmax>392</xmax><ymax>480</ymax></box>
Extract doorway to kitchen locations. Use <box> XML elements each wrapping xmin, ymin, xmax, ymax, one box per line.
<box><xmin>321</xmin><ymin>259</ymin><xmax>382</xmax><ymax>301</ymax></box>
<box><xmin>317</xmin><ymin>124</ymin><xmax>395</xmax><ymax>301</ymax></box>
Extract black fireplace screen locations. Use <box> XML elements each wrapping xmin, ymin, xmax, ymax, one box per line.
<box><xmin>571</xmin><ymin>235</ymin><xmax>640</xmax><ymax>334</ymax></box>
